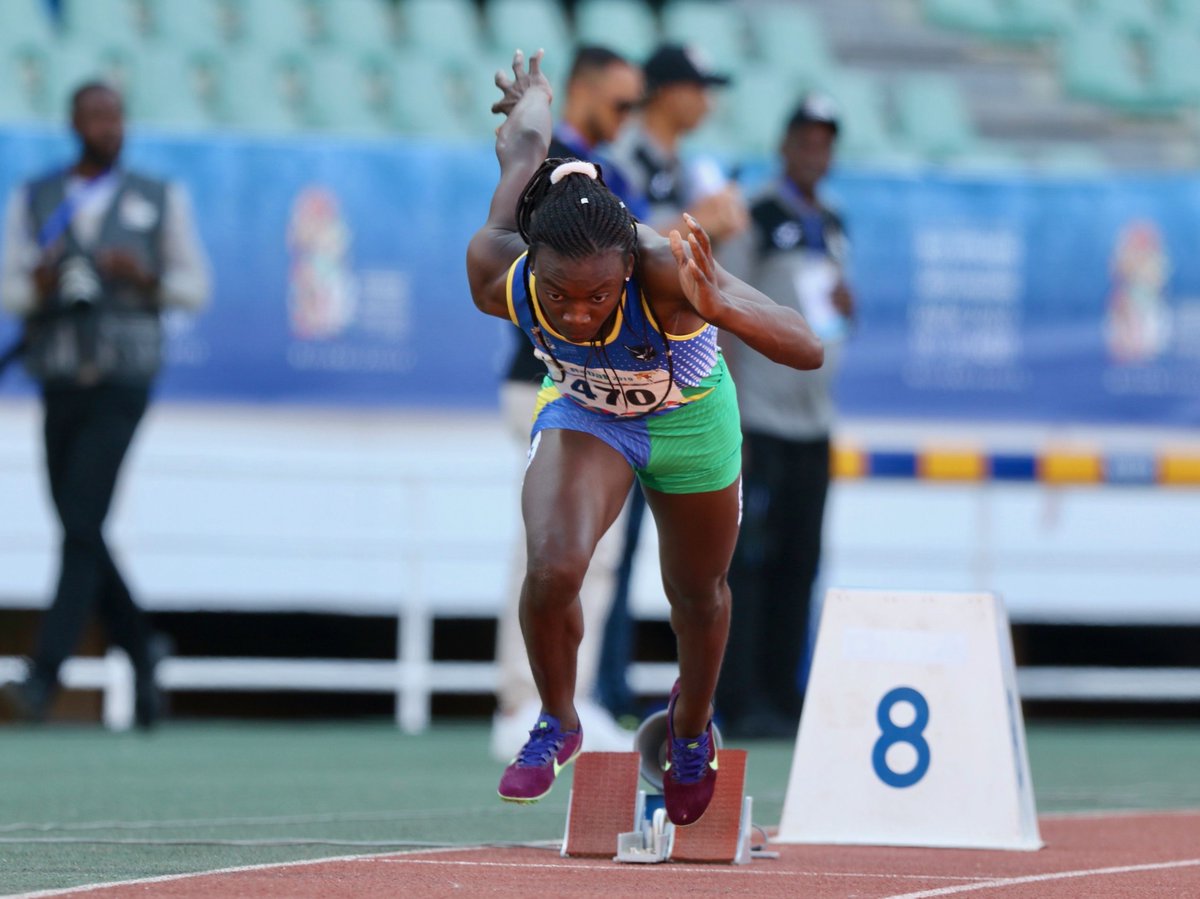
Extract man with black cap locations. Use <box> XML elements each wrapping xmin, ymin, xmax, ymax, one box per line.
<box><xmin>606</xmin><ymin>43</ymin><xmax>747</xmax><ymax>242</ymax></box>
<box><xmin>715</xmin><ymin>92</ymin><xmax>855</xmax><ymax>739</ymax></box>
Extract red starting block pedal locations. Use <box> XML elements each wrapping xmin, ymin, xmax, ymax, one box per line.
<box><xmin>670</xmin><ymin>748</ymin><xmax>752</xmax><ymax>864</ymax></box>
<box><xmin>562</xmin><ymin>749</ymin><xmax>765</xmax><ymax>864</ymax></box>
<box><xmin>561</xmin><ymin>752</ymin><xmax>641</xmax><ymax>858</ymax></box>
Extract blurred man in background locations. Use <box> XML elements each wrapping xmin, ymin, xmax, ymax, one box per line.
<box><xmin>0</xmin><ymin>82</ymin><xmax>210</xmax><ymax>727</ymax></box>
<box><xmin>491</xmin><ymin>46</ymin><xmax>645</xmax><ymax>760</ymax></box>
<box><xmin>715</xmin><ymin>93</ymin><xmax>854</xmax><ymax>738</ymax></box>
<box><xmin>598</xmin><ymin>42</ymin><xmax>748</xmax><ymax>722</ymax></box>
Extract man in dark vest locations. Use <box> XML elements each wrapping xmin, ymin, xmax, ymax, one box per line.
<box><xmin>716</xmin><ymin>93</ymin><xmax>855</xmax><ymax>738</ymax></box>
<box><xmin>0</xmin><ymin>81</ymin><xmax>210</xmax><ymax>726</ymax></box>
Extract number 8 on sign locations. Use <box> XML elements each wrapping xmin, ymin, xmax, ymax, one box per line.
<box><xmin>872</xmin><ymin>686</ymin><xmax>931</xmax><ymax>788</ymax></box>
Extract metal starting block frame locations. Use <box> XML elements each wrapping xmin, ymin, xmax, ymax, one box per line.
<box><xmin>562</xmin><ymin>749</ymin><xmax>768</xmax><ymax>864</ymax></box>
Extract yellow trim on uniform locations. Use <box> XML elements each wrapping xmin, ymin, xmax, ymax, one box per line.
<box><xmin>1159</xmin><ymin>454</ymin><xmax>1200</xmax><ymax>486</ymax></box>
<box><xmin>831</xmin><ymin>445</ymin><xmax>866</xmax><ymax>479</ymax></box>
<box><xmin>640</xmin><ymin>297</ymin><xmax>710</xmax><ymax>340</ymax></box>
<box><xmin>504</xmin><ymin>254</ymin><xmax>524</xmax><ymax>327</ymax></box>
<box><xmin>1040</xmin><ymin>451</ymin><xmax>1102</xmax><ymax>484</ymax></box>
<box><xmin>529</xmin><ymin>269</ymin><xmax>625</xmax><ymax>346</ymax></box>
<box><xmin>920</xmin><ymin>449</ymin><xmax>986</xmax><ymax>481</ymax></box>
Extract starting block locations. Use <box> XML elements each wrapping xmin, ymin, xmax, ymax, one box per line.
<box><xmin>562</xmin><ymin>749</ymin><xmax>765</xmax><ymax>864</ymax></box>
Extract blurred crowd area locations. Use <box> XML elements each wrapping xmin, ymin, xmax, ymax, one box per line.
<box><xmin>3</xmin><ymin>0</ymin><xmax>1200</xmax><ymax>171</ymax></box>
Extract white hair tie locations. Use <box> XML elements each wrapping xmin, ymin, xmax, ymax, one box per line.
<box><xmin>549</xmin><ymin>160</ymin><xmax>599</xmax><ymax>184</ymax></box>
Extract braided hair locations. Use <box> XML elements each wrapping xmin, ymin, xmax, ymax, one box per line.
<box><xmin>516</xmin><ymin>158</ymin><xmax>676</xmax><ymax>418</ymax></box>
<box><xmin>516</xmin><ymin>157</ymin><xmax>637</xmax><ymax>263</ymax></box>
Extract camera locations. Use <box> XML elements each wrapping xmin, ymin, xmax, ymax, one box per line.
<box><xmin>57</xmin><ymin>256</ymin><xmax>102</xmax><ymax>308</ymax></box>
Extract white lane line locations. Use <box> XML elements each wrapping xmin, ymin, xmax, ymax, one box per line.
<box><xmin>882</xmin><ymin>857</ymin><xmax>1200</xmax><ymax>898</ymax></box>
<box><xmin>377</xmin><ymin>858</ymin><xmax>997</xmax><ymax>881</ymax></box>
<box><xmin>0</xmin><ymin>845</ymin><xmax>486</xmax><ymax>899</ymax></box>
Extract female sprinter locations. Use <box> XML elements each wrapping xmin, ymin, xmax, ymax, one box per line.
<box><xmin>465</xmin><ymin>50</ymin><xmax>823</xmax><ymax>826</ymax></box>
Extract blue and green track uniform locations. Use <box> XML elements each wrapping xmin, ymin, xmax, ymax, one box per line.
<box><xmin>506</xmin><ymin>253</ymin><xmax>741</xmax><ymax>494</ymax></box>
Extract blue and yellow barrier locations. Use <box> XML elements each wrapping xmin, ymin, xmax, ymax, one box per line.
<box><xmin>832</xmin><ymin>447</ymin><xmax>1200</xmax><ymax>487</ymax></box>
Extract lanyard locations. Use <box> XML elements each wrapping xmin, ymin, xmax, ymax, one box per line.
<box><xmin>35</xmin><ymin>169</ymin><xmax>119</xmax><ymax>251</ymax></box>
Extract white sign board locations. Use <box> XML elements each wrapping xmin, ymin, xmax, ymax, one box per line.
<box><xmin>777</xmin><ymin>588</ymin><xmax>1041</xmax><ymax>850</ymax></box>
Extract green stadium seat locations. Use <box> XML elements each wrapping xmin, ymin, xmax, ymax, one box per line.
<box><xmin>60</xmin><ymin>0</ymin><xmax>144</xmax><ymax>46</ymax></box>
<box><xmin>399</xmin><ymin>0</ymin><xmax>487</xmax><ymax>67</ymax></box>
<box><xmin>573</xmin><ymin>0</ymin><xmax>658</xmax><ymax>61</ymax></box>
<box><xmin>894</xmin><ymin>74</ymin><xmax>980</xmax><ymax>159</ymax></box>
<box><xmin>485</xmin><ymin>0</ymin><xmax>573</xmax><ymax>64</ymax></box>
<box><xmin>724</xmin><ymin>64</ymin><xmax>808</xmax><ymax>157</ymax></box>
<box><xmin>745</xmin><ymin>3</ymin><xmax>837</xmax><ymax>83</ymax></box>
<box><xmin>126</xmin><ymin>44</ymin><xmax>219</xmax><ymax>130</ymax></box>
<box><xmin>387</xmin><ymin>53</ymin><xmax>472</xmax><ymax>138</ymax></box>
<box><xmin>226</xmin><ymin>0</ymin><xmax>315</xmax><ymax>52</ymax></box>
<box><xmin>1145</xmin><ymin>28</ymin><xmax>1200</xmax><ymax>105</ymax></box>
<box><xmin>1081</xmin><ymin>0</ymin><xmax>1161</xmax><ymax>37</ymax></box>
<box><xmin>1058</xmin><ymin>24</ymin><xmax>1148</xmax><ymax>111</ymax></box>
<box><xmin>1033</xmin><ymin>142</ymin><xmax>1112</xmax><ymax>174</ymax></box>
<box><xmin>920</xmin><ymin>0</ymin><xmax>1005</xmax><ymax>35</ymax></box>
<box><xmin>1000</xmin><ymin>0</ymin><xmax>1078</xmax><ymax>42</ymax></box>
<box><xmin>46</xmin><ymin>39</ymin><xmax>139</xmax><ymax>118</ymax></box>
<box><xmin>306</xmin><ymin>50</ymin><xmax>393</xmax><ymax>134</ymax></box>
<box><xmin>145</xmin><ymin>0</ymin><xmax>227</xmax><ymax>50</ymax></box>
<box><xmin>817</xmin><ymin>69</ymin><xmax>910</xmax><ymax>165</ymax></box>
<box><xmin>318</xmin><ymin>0</ymin><xmax>398</xmax><ymax>54</ymax></box>
<box><xmin>661</xmin><ymin>0</ymin><xmax>749</xmax><ymax>69</ymax></box>
<box><xmin>0</xmin><ymin>42</ymin><xmax>51</xmax><ymax>123</ymax></box>
<box><xmin>215</xmin><ymin>49</ymin><xmax>310</xmax><ymax>132</ymax></box>
<box><xmin>1161</xmin><ymin>0</ymin><xmax>1200</xmax><ymax>30</ymax></box>
<box><xmin>0</xmin><ymin>0</ymin><xmax>55</xmax><ymax>53</ymax></box>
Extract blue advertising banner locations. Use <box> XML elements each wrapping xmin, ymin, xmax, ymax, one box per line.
<box><xmin>2</xmin><ymin>127</ymin><xmax>1199</xmax><ymax>426</ymax></box>
<box><xmin>0</xmin><ymin>128</ymin><xmax>511</xmax><ymax>409</ymax></box>
<box><xmin>827</xmin><ymin>171</ymin><xmax>1200</xmax><ymax>426</ymax></box>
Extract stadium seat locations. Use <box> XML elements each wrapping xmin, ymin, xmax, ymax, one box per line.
<box><xmin>745</xmin><ymin>3</ymin><xmax>837</xmax><ymax>83</ymax></box>
<box><xmin>60</xmin><ymin>0</ymin><xmax>145</xmax><ymax>46</ymax></box>
<box><xmin>1000</xmin><ymin>0</ymin><xmax>1078</xmax><ymax>42</ymax></box>
<box><xmin>46</xmin><ymin>40</ymin><xmax>139</xmax><ymax>118</ymax></box>
<box><xmin>724</xmin><ymin>63</ymin><xmax>808</xmax><ymax>157</ymax></box>
<box><xmin>0</xmin><ymin>0</ymin><xmax>55</xmax><ymax>53</ymax></box>
<box><xmin>126</xmin><ymin>44</ymin><xmax>219</xmax><ymax>130</ymax></box>
<box><xmin>485</xmin><ymin>0</ymin><xmax>574</xmax><ymax>64</ymax></box>
<box><xmin>817</xmin><ymin>69</ymin><xmax>908</xmax><ymax>165</ymax></box>
<box><xmin>306</xmin><ymin>50</ymin><xmax>392</xmax><ymax>134</ymax></box>
<box><xmin>920</xmin><ymin>0</ymin><xmax>1005</xmax><ymax>35</ymax></box>
<box><xmin>145</xmin><ymin>0</ymin><xmax>227</xmax><ymax>50</ymax></box>
<box><xmin>1145</xmin><ymin>28</ymin><xmax>1200</xmax><ymax>106</ymax></box>
<box><xmin>1161</xmin><ymin>0</ymin><xmax>1200</xmax><ymax>30</ymax></box>
<box><xmin>0</xmin><ymin>42</ymin><xmax>51</xmax><ymax>123</ymax></box>
<box><xmin>226</xmin><ymin>0</ymin><xmax>315</xmax><ymax>52</ymax></box>
<box><xmin>387</xmin><ymin>52</ymin><xmax>471</xmax><ymax>138</ymax></box>
<box><xmin>894</xmin><ymin>73</ymin><xmax>980</xmax><ymax>160</ymax></box>
<box><xmin>1082</xmin><ymin>0</ymin><xmax>1161</xmax><ymax>37</ymax></box>
<box><xmin>1058</xmin><ymin>24</ymin><xmax>1148</xmax><ymax>112</ymax></box>
<box><xmin>399</xmin><ymin>0</ymin><xmax>487</xmax><ymax>67</ymax></box>
<box><xmin>318</xmin><ymin>0</ymin><xmax>398</xmax><ymax>54</ymax></box>
<box><xmin>573</xmin><ymin>0</ymin><xmax>658</xmax><ymax>61</ymax></box>
<box><xmin>660</xmin><ymin>0</ymin><xmax>750</xmax><ymax>69</ymax></box>
<box><xmin>215</xmin><ymin>49</ymin><xmax>310</xmax><ymax>132</ymax></box>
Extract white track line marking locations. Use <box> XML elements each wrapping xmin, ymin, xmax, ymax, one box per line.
<box><xmin>376</xmin><ymin>858</ymin><xmax>996</xmax><ymax>881</ymax></box>
<box><xmin>882</xmin><ymin>857</ymin><xmax>1200</xmax><ymax>898</ymax></box>
<box><xmin>0</xmin><ymin>845</ymin><xmax>485</xmax><ymax>899</ymax></box>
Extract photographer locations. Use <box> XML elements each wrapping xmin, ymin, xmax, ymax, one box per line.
<box><xmin>0</xmin><ymin>82</ymin><xmax>210</xmax><ymax>726</ymax></box>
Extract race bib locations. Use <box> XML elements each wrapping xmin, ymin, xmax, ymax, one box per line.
<box><xmin>537</xmin><ymin>350</ymin><xmax>685</xmax><ymax>416</ymax></box>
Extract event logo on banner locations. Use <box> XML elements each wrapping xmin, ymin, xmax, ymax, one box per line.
<box><xmin>284</xmin><ymin>185</ymin><xmax>414</xmax><ymax>375</ymax></box>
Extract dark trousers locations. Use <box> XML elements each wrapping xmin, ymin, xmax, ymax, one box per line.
<box><xmin>716</xmin><ymin>431</ymin><xmax>830</xmax><ymax>724</ymax></box>
<box><xmin>30</xmin><ymin>383</ymin><xmax>152</xmax><ymax>687</ymax></box>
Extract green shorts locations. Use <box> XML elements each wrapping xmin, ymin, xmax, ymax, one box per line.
<box><xmin>531</xmin><ymin>356</ymin><xmax>743</xmax><ymax>495</ymax></box>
